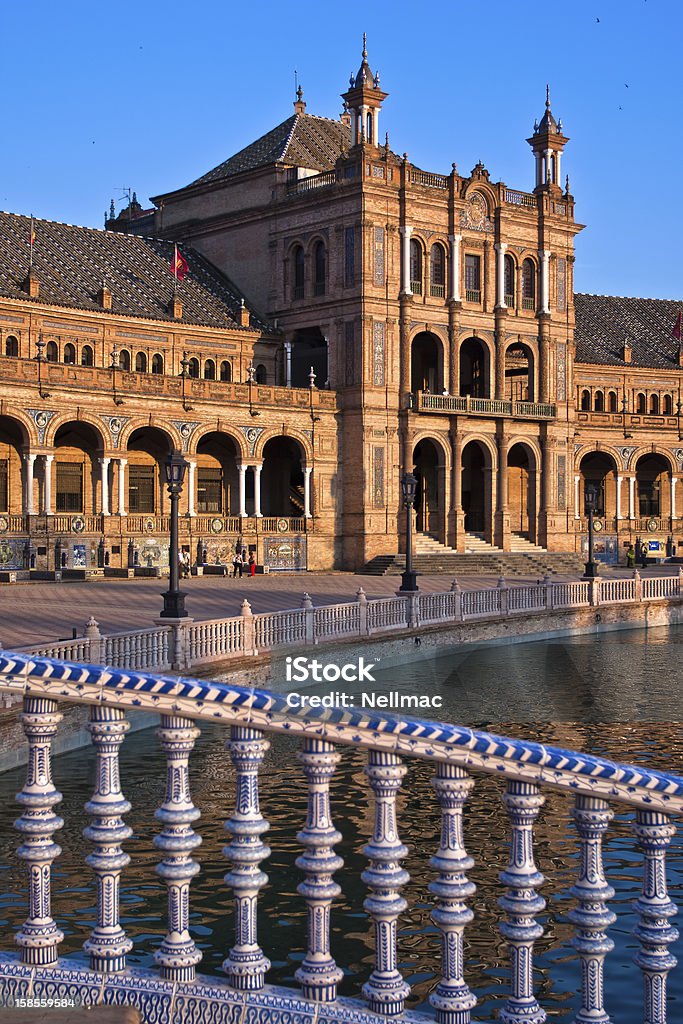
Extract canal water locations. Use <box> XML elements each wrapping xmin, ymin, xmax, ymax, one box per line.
<box><xmin>0</xmin><ymin>624</ymin><xmax>681</xmax><ymax>1021</ymax></box>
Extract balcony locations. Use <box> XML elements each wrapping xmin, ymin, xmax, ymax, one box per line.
<box><xmin>465</xmin><ymin>288</ymin><xmax>481</xmax><ymax>303</ymax></box>
<box><xmin>414</xmin><ymin>392</ymin><xmax>556</xmax><ymax>419</ymax></box>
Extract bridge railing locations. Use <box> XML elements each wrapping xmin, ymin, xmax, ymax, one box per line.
<box><xmin>0</xmin><ymin>652</ymin><xmax>679</xmax><ymax>1023</ymax></box>
<box><xmin>13</xmin><ymin>571</ymin><xmax>683</xmax><ymax>675</ymax></box>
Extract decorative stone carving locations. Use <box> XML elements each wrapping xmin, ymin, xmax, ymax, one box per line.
<box><xmin>15</xmin><ymin>696</ymin><xmax>64</xmax><ymax>966</ymax></box>
<box><xmin>295</xmin><ymin>738</ymin><xmax>344</xmax><ymax>1002</ymax></box>
<box><xmin>26</xmin><ymin>409</ymin><xmax>56</xmax><ymax>444</ymax></box>
<box><xmin>617</xmin><ymin>446</ymin><xmax>637</xmax><ymax>469</ymax></box>
<box><xmin>170</xmin><ymin>420</ymin><xmax>200</xmax><ymax>453</ymax></box>
<box><xmin>154</xmin><ymin>714</ymin><xmax>202</xmax><ymax>982</ymax></box>
<box><xmin>223</xmin><ymin>726</ymin><xmax>271</xmax><ymax>990</ymax></box>
<box><xmin>239</xmin><ymin>425</ymin><xmax>264</xmax><ymax>457</ymax></box>
<box><xmin>100</xmin><ymin>414</ymin><xmax>130</xmax><ymax>450</ymax></box>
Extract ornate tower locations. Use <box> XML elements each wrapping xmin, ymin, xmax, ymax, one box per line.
<box><xmin>527</xmin><ymin>87</ymin><xmax>568</xmax><ymax>192</ymax></box>
<box><xmin>341</xmin><ymin>34</ymin><xmax>388</xmax><ymax>147</ymax></box>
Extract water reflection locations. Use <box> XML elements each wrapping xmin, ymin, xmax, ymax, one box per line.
<box><xmin>0</xmin><ymin>625</ymin><xmax>682</xmax><ymax>1021</ymax></box>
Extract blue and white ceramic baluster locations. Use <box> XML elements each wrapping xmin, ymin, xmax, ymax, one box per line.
<box><xmin>223</xmin><ymin>725</ymin><xmax>271</xmax><ymax>990</ymax></box>
<box><xmin>499</xmin><ymin>780</ymin><xmax>546</xmax><ymax>1024</ymax></box>
<box><xmin>429</xmin><ymin>763</ymin><xmax>477</xmax><ymax>1024</ymax></box>
<box><xmin>15</xmin><ymin>696</ymin><xmax>64</xmax><ymax>966</ymax></box>
<box><xmin>83</xmin><ymin>705</ymin><xmax>132</xmax><ymax>972</ymax></box>
<box><xmin>154</xmin><ymin>714</ymin><xmax>202</xmax><ymax>981</ymax></box>
<box><xmin>295</xmin><ymin>738</ymin><xmax>344</xmax><ymax>1002</ymax></box>
<box><xmin>568</xmin><ymin>796</ymin><xmax>615</xmax><ymax>1024</ymax></box>
<box><xmin>362</xmin><ymin>750</ymin><xmax>411</xmax><ymax>1016</ymax></box>
<box><xmin>632</xmin><ymin>810</ymin><xmax>678</xmax><ymax>1024</ymax></box>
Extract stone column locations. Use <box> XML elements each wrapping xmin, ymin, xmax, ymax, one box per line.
<box><xmin>400</xmin><ymin>226</ymin><xmax>413</xmax><ymax>295</ymax></box>
<box><xmin>539</xmin><ymin>250</ymin><xmax>551</xmax><ymax>314</ymax></box>
<box><xmin>534</xmin><ymin>152</ymin><xmax>542</xmax><ymax>189</ymax></box>
<box><xmin>44</xmin><ymin>454</ymin><xmax>54</xmax><ymax>515</ymax></box>
<box><xmin>99</xmin><ymin>457</ymin><xmax>111</xmax><ymax>516</ymax></box>
<box><xmin>449</xmin><ymin>234</ymin><xmax>462</xmax><ymax>302</ymax></box>
<box><xmin>555</xmin><ymin>150</ymin><xmax>562</xmax><ymax>185</ymax></box>
<box><xmin>285</xmin><ymin>341</ymin><xmax>292</xmax><ymax>388</ymax></box>
<box><xmin>238</xmin><ymin>464</ymin><xmax>247</xmax><ymax>518</ymax></box>
<box><xmin>253</xmin><ymin>464</ymin><xmax>263</xmax><ymax>517</ymax></box>
<box><xmin>303</xmin><ymin>466</ymin><xmax>312</xmax><ymax>519</ymax></box>
<box><xmin>544</xmin><ymin>148</ymin><xmax>551</xmax><ymax>184</ymax></box>
<box><xmin>670</xmin><ymin>475</ymin><xmax>677</xmax><ymax>520</ymax></box>
<box><xmin>117</xmin><ymin>459</ymin><xmax>127</xmax><ymax>516</ymax></box>
<box><xmin>24</xmin><ymin>453</ymin><xmax>36</xmax><ymax>515</ymax></box>
<box><xmin>574</xmin><ymin>474</ymin><xmax>581</xmax><ymax>520</ymax></box>
<box><xmin>495</xmin><ymin>434</ymin><xmax>510</xmax><ymax>549</ymax></box>
<box><xmin>187</xmin><ymin>460</ymin><xmax>196</xmax><ymax>517</ymax></box>
<box><xmin>495</xmin><ymin>242</ymin><xmax>507</xmax><ymax>309</ymax></box>
<box><xmin>616</xmin><ymin>475</ymin><xmax>623</xmax><ymax>520</ymax></box>
<box><xmin>628</xmin><ymin>476</ymin><xmax>636</xmax><ymax>519</ymax></box>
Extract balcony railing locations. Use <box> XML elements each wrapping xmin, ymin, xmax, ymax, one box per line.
<box><xmin>415</xmin><ymin>392</ymin><xmax>556</xmax><ymax>419</ymax></box>
<box><xmin>410</xmin><ymin>168</ymin><xmax>448</xmax><ymax>188</ymax></box>
<box><xmin>522</xmin><ymin>296</ymin><xmax>536</xmax><ymax>310</ymax></box>
<box><xmin>465</xmin><ymin>288</ymin><xmax>481</xmax><ymax>303</ymax></box>
<box><xmin>286</xmin><ymin>169</ymin><xmax>337</xmax><ymax>195</ymax></box>
<box><xmin>430</xmin><ymin>283</ymin><xmax>445</xmax><ymax>298</ymax></box>
<box><xmin>504</xmin><ymin>188</ymin><xmax>537</xmax><ymax>209</ymax></box>
<box><xmin>410</xmin><ymin>279</ymin><xmax>423</xmax><ymax>294</ymax></box>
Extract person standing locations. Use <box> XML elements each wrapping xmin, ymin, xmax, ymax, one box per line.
<box><xmin>249</xmin><ymin>553</ymin><xmax>256</xmax><ymax>577</ymax></box>
<box><xmin>626</xmin><ymin>543</ymin><xmax>635</xmax><ymax>569</ymax></box>
<box><xmin>232</xmin><ymin>552</ymin><xmax>241</xmax><ymax>578</ymax></box>
<box><xmin>640</xmin><ymin>539</ymin><xmax>648</xmax><ymax>568</ymax></box>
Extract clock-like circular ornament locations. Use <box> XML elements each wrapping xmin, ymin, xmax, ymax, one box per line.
<box><xmin>592</xmin><ymin>518</ymin><xmax>603</xmax><ymax>532</ymax></box>
<box><xmin>465</xmin><ymin>191</ymin><xmax>487</xmax><ymax>229</ymax></box>
<box><xmin>647</xmin><ymin>518</ymin><xmax>659</xmax><ymax>533</ymax></box>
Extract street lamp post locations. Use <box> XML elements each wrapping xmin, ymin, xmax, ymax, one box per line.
<box><xmin>160</xmin><ymin>450</ymin><xmax>189</xmax><ymax>618</ymax></box>
<box><xmin>583</xmin><ymin>481</ymin><xmax>599</xmax><ymax>579</ymax></box>
<box><xmin>399</xmin><ymin>471</ymin><xmax>419</xmax><ymax>593</ymax></box>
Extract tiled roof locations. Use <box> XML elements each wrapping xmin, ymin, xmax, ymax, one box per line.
<box><xmin>186</xmin><ymin>113</ymin><xmax>351</xmax><ymax>188</ymax></box>
<box><xmin>0</xmin><ymin>212</ymin><xmax>272</xmax><ymax>331</ymax></box>
<box><xmin>575</xmin><ymin>292</ymin><xmax>683</xmax><ymax>369</ymax></box>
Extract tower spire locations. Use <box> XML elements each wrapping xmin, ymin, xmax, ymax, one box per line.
<box><xmin>341</xmin><ymin>36</ymin><xmax>388</xmax><ymax>148</ymax></box>
<box><xmin>527</xmin><ymin>86</ymin><xmax>568</xmax><ymax>192</ymax></box>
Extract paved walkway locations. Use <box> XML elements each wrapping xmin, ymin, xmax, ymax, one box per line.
<box><xmin>0</xmin><ymin>566</ymin><xmax>676</xmax><ymax>649</ymax></box>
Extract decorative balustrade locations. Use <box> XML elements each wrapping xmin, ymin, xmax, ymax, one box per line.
<box><xmin>287</xmin><ymin>170</ymin><xmax>337</xmax><ymax>194</ymax></box>
<box><xmin>504</xmin><ymin>188</ymin><xmax>537</xmax><ymax>209</ymax></box>
<box><xmin>411</xmin><ymin>169</ymin><xmax>449</xmax><ymax>189</ymax></box>
<box><xmin>15</xmin><ymin>573</ymin><xmax>683</xmax><ymax>672</ymax></box>
<box><xmin>415</xmin><ymin>392</ymin><xmax>556</xmax><ymax>419</ymax></box>
<box><xmin>0</xmin><ymin>652</ymin><xmax>681</xmax><ymax>1023</ymax></box>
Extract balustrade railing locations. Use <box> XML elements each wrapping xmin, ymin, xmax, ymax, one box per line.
<box><xmin>0</xmin><ymin>652</ymin><xmax>680</xmax><ymax>1023</ymax></box>
<box><xmin>414</xmin><ymin>392</ymin><xmax>556</xmax><ymax>419</ymax></box>
<box><xmin>504</xmin><ymin>188</ymin><xmax>537</xmax><ymax>208</ymax></box>
<box><xmin>411</xmin><ymin>169</ymin><xmax>448</xmax><ymax>188</ymax></box>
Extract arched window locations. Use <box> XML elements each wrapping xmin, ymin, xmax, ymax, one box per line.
<box><xmin>220</xmin><ymin>360</ymin><xmax>232</xmax><ymax>382</ymax></box>
<box><xmin>504</xmin><ymin>255</ymin><xmax>515</xmax><ymax>306</ymax></box>
<box><xmin>608</xmin><ymin>390</ymin><xmax>618</xmax><ymax>412</ymax></box>
<box><xmin>637</xmin><ymin>393</ymin><xmax>646</xmax><ymax>414</ymax></box>
<box><xmin>46</xmin><ymin>341</ymin><xmax>58</xmax><ymax>362</ymax></box>
<box><xmin>313</xmin><ymin>241</ymin><xmax>326</xmax><ymax>296</ymax></box>
<box><xmin>204</xmin><ymin>359</ymin><xmax>216</xmax><ymax>380</ymax></box>
<box><xmin>293</xmin><ymin>245</ymin><xmax>305</xmax><ymax>299</ymax></box>
<box><xmin>580</xmin><ymin>389</ymin><xmax>591</xmax><ymax>411</ymax></box>
<box><xmin>81</xmin><ymin>345</ymin><xmax>94</xmax><ymax>367</ymax></box>
<box><xmin>522</xmin><ymin>259</ymin><xmax>536</xmax><ymax>309</ymax></box>
<box><xmin>119</xmin><ymin>349</ymin><xmax>131</xmax><ymax>371</ymax></box>
<box><xmin>366</xmin><ymin>112</ymin><xmax>373</xmax><ymax>144</ymax></box>
<box><xmin>63</xmin><ymin>343</ymin><xmax>76</xmax><ymax>365</ymax></box>
<box><xmin>410</xmin><ymin>239</ymin><xmax>423</xmax><ymax>294</ymax></box>
<box><xmin>4</xmin><ymin>335</ymin><xmax>18</xmax><ymax>357</ymax></box>
<box><xmin>664</xmin><ymin>394</ymin><xmax>674</xmax><ymax>415</ymax></box>
<box><xmin>594</xmin><ymin>391</ymin><xmax>604</xmax><ymax>412</ymax></box>
<box><xmin>430</xmin><ymin>244</ymin><xmax>446</xmax><ymax>297</ymax></box>
<box><xmin>135</xmin><ymin>351</ymin><xmax>147</xmax><ymax>373</ymax></box>
<box><xmin>650</xmin><ymin>394</ymin><xmax>660</xmax><ymax>414</ymax></box>
<box><xmin>188</xmin><ymin>357</ymin><xmax>200</xmax><ymax>379</ymax></box>
<box><xmin>151</xmin><ymin>353</ymin><xmax>164</xmax><ymax>375</ymax></box>
<box><xmin>255</xmin><ymin>363</ymin><xmax>267</xmax><ymax>384</ymax></box>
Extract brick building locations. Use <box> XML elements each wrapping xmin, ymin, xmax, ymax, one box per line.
<box><xmin>0</xmin><ymin>40</ymin><xmax>681</xmax><ymax>573</ymax></box>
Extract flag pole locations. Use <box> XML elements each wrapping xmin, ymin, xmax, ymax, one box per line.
<box><xmin>173</xmin><ymin>243</ymin><xmax>178</xmax><ymax>296</ymax></box>
<box><xmin>29</xmin><ymin>215</ymin><xmax>34</xmax><ymax>272</ymax></box>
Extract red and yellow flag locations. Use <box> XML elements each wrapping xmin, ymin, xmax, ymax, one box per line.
<box><xmin>170</xmin><ymin>244</ymin><xmax>189</xmax><ymax>282</ymax></box>
<box><xmin>673</xmin><ymin>310</ymin><xmax>682</xmax><ymax>343</ymax></box>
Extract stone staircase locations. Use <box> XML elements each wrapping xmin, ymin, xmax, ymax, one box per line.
<box><xmin>359</xmin><ymin>532</ymin><xmax>587</xmax><ymax>577</ymax></box>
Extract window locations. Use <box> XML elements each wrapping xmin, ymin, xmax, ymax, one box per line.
<box><xmin>313</xmin><ymin>241</ymin><xmax>326</xmax><ymax>296</ymax></box>
<box><xmin>366</xmin><ymin>112</ymin><xmax>373</xmax><ymax>144</ymax></box>
<box><xmin>345</xmin><ymin>227</ymin><xmax>355</xmax><ymax>287</ymax></box>
<box><xmin>128</xmin><ymin>464</ymin><xmax>155</xmax><ymax>513</ymax></box>
<box><xmin>4</xmin><ymin>336</ymin><xmax>18</xmax><ymax>357</ymax></box>
<box><xmin>220</xmin><ymin>360</ymin><xmax>232</xmax><ymax>382</ymax></box>
<box><xmin>504</xmin><ymin>255</ymin><xmax>515</xmax><ymax>306</ymax></box>
<box><xmin>608</xmin><ymin>391</ymin><xmax>618</xmax><ymax>412</ymax></box>
<box><xmin>56</xmin><ymin>462</ymin><xmax>83</xmax><ymax>513</ymax></box>
<box><xmin>430</xmin><ymin>244</ymin><xmax>446</xmax><ymax>298</ymax></box>
<box><xmin>204</xmin><ymin>359</ymin><xmax>216</xmax><ymax>380</ymax></box>
<box><xmin>410</xmin><ymin>239</ymin><xmax>422</xmax><ymax>294</ymax></box>
<box><xmin>188</xmin><ymin>357</ymin><xmax>199</xmax><ymax>379</ymax></box>
<box><xmin>522</xmin><ymin>259</ymin><xmax>536</xmax><ymax>309</ymax></box>
<box><xmin>594</xmin><ymin>391</ymin><xmax>604</xmax><ymax>412</ymax></box>
<box><xmin>664</xmin><ymin>394</ymin><xmax>674</xmax><ymax>415</ymax></box>
<box><xmin>119</xmin><ymin>349</ymin><xmax>131</xmax><ymax>371</ymax></box>
<box><xmin>465</xmin><ymin>255</ymin><xmax>481</xmax><ymax>302</ymax></box>
<box><xmin>0</xmin><ymin>459</ymin><xmax>8</xmax><ymax>512</ymax></box>
<box><xmin>151</xmin><ymin>353</ymin><xmax>164</xmax><ymax>375</ymax></box>
<box><xmin>135</xmin><ymin>351</ymin><xmax>147</xmax><ymax>373</ymax></box>
<box><xmin>46</xmin><ymin>341</ymin><xmax>58</xmax><ymax>362</ymax></box>
<box><xmin>293</xmin><ymin>245</ymin><xmax>305</xmax><ymax>299</ymax></box>
<box><xmin>650</xmin><ymin>394</ymin><xmax>660</xmax><ymax>414</ymax></box>
<box><xmin>197</xmin><ymin>467</ymin><xmax>222</xmax><ymax>513</ymax></box>
<box><xmin>580</xmin><ymin>389</ymin><xmax>591</xmax><ymax>411</ymax></box>
<box><xmin>63</xmin><ymin>343</ymin><xmax>76</xmax><ymax>365</ymax></box>
<box><xmin>255</xmin><ymin>364</ymin><xmax>267</xmax><ymax>384</ymax></box>
<box><xmin>81</xmin><ymin>345</ymin><xmax>94</xmax><ymax>366</ymax></box>
<box><xmin>637</xmin><ymin>393</ymin><xmax>646</xmax><ymax>414</ymax></box>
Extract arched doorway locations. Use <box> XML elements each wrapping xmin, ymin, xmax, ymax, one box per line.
<box><xmin>262</xmin><ymin>437</ymin><xmax>305</xmax><ymax>517</ymax></box>
<box><xmin>411</xmin><ymin>332</ymin><xmax>443</xmax><ymax>394</ymax></box>
<box><xmin>459</xmin><ymin>338</ymin><xmax>489</xmax><ymax>398</ymax></box>
<box><xmin>508</xmin><ymin>443</ymin><xmax>536</xmax><ymax>539</ymax></box>
<box><xmin>462</xmin><ymin>440</ymin><xmax>491</xmax><ymax>537</ymax></box>
<box><xmin>413</xmin><ymin>439</ymin><xmax>444</xmax><ymax>537</ymax></box>
<box><xmin>0</xmin><ymin>416</ymin><xmax>28</xmax><ymax>518</ymax></box>
<box><xmin>504</xmin><ymin>344</ymin><xmax>534</xmax><ymax>402</ymax></box>
<box><xmin>53</xmin><ymin>421</ymin><xmax>104</xmax><ymax>515</ymax></box>
<box><xmin>195</xmin><ymin>432</ymin><xmax>241</xmax><ymax>515</ymax></box>
<box><xmin>636</xmin><ymin>454</ymin><xmax>671</xmax><ymax>519</ymax></box>
<box><xmin>126</xmin><ymin>427</ymin><xmax>173</xmax><ymax>515</ymax></box>
<box><xmin>579</xmin><ymin>452</ymin><xmax>618</xmax><ymax>522</ymax></box>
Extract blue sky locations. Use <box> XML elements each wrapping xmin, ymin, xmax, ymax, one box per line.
<box><xmin>3</xmin><ymin>0</ymin><xmax>681</xmax><ymax>299</ymax></box>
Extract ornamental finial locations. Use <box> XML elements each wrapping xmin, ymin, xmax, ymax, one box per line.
<box><xmin>546</xmin><ymin>83</ymin><xmax>550</xmax><ymax>108</ymax></box>
<box><xmin>362</xmin><ymin>31</ymin><xmax>367</xmax><ymax>59</ymax></box>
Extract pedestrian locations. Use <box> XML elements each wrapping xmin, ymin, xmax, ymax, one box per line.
<box><xmin>640</xmin><ymin>540</ymin><xmax>648</xmax><ymax>568</ymax></box>
<box><xmin>232</xmin><ymin>552</ymin><xmax>241</xmax><ymax>578</ymax></box>
<box><xmin>249</xmin><ymin>553</ymin><xmax>256</xmax><ymax>577</ymax></box>
<box><xmin>626</xmin><ymin>543</ymin><xmax>635</xmax><ymax>569</ymax></box>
